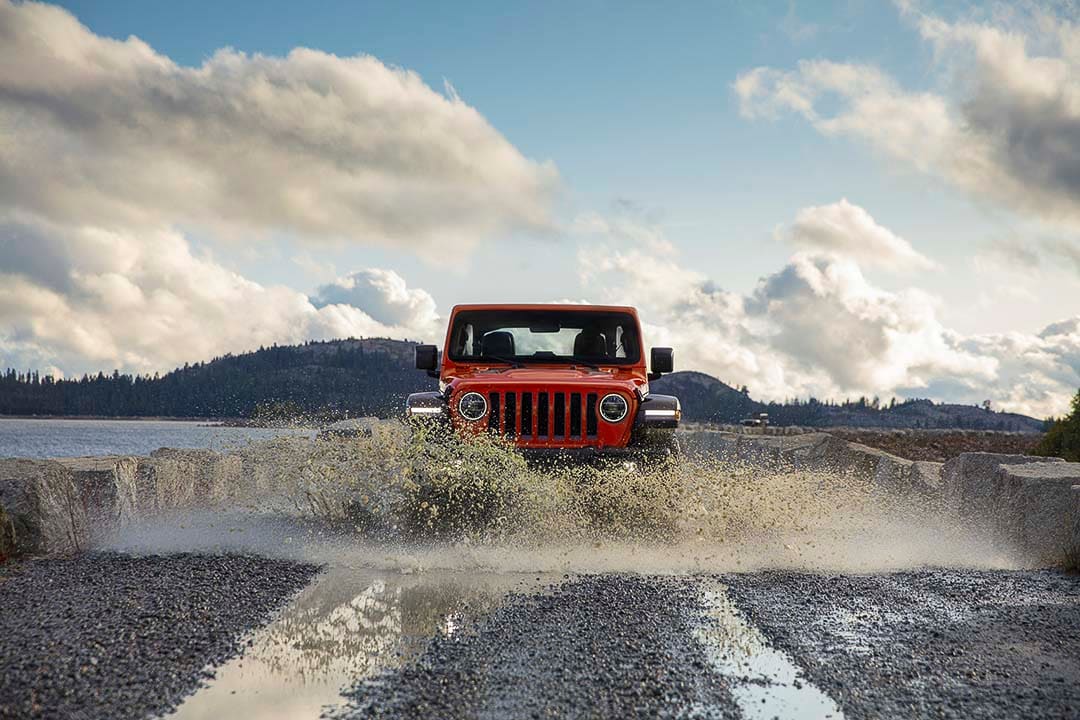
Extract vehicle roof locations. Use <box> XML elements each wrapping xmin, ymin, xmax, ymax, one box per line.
<box><xmin>449</xmin><ymin>303</ymin><xmax>638</xmax><ymax>314</ymax></box>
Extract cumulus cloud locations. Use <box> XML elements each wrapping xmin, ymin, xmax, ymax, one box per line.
<box><xmin>578</xmin><ymin>208</ymin><xmax>1079</xmax><ymax>417</ymax></box>
<box><xmin>735</xmin><ymin>7</ymin><xmax>1080</xmax><ymax>232</ymax></box>
<box><xmin>0</xmin><ymin>0</ymin><xmax>556</xmax><ymax>252</ymax></box>
<box><xmin>0</xmin><ymin>218</ymin><xmax>438</xmax><ymax>371</ymax></box>
<box><xmin>312</xmin><ymin>268</ymin><xmax>438</xmax><ymax>330</ymax></box>
<box><xmin>0</xmin><ymin>0</ymin><xmax>545</xmax><ymax>376</ymax></box>
<box><xmin>0</xmin><ymin>219</ymin><xmax>440</xmax><ymax>375</ymax></box>
<box><xmin>783</xmin><ymin>199</ymin><xmax>937</xmax><ymax>270</ymax></box>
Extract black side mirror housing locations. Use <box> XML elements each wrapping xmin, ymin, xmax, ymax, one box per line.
<box><xmin>415</xmin><ymin>344</ymin><xmax>439</xmax><ymax>378</ymax></box>
<box><xmin>650</xmin><ymin>347</ymin><xmax>674</xmax><ymax>379</ymax></box>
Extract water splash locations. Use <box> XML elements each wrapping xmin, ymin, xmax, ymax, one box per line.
<box><xmin>104</xmin><ymin>423</ymin><xmax>1019</xmax><ymax>573</ymax></box>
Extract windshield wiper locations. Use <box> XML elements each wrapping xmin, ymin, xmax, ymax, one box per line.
<box><xmin>481</xmin><ymin>354</ymin><xmax>524</xmax><ymax>368</ymax></box>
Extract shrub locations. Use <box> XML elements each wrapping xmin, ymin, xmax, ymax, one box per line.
<box><xmin>1032</xmin><ymin>389</ymin><xmax>1080</xmax><ymax>462</ymax></box>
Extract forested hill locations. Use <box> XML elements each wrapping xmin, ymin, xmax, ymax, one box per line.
<box><xmin>0</xmin><ymin>339</ymin><xmax>1047</xmax><ymax>431</ymax></box>
<box><xmin>0</xmin><ymin>339</ymin><xmax>436</xmax><ymax>420</ymax></box>
<box><xmin>651</xmin><ymin>371</ymin><xmax>1046</xmax><ymax>432</ymax></box>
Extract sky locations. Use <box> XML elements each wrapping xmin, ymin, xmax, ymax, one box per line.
<box><xmin>1</xmin><ymin>0</ymin><xmax>1079</xmax><ymax>417</ymax></box>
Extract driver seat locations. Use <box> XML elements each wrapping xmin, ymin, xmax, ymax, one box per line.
<box><xmin>481</xmin><ymin>331</ymin><xmax>516</xmax><ymax>358</ymax></box>
<box><xmin>573</xmin><ymin>329</ymin><xmax>607</xmax><ymax>357</ymax></box>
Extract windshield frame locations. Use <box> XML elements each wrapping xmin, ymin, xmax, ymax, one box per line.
<box><xmin>445</xmin><ymin>308</ymin><xmax>643</xmax><ymax>366</ymax></box>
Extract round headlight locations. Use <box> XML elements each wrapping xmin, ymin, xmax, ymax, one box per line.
<box><xmin>599</xmin><ymin>393</ymin><xmax>629</xmax><ymax>423</ymax></box>
<box><xmin>457</xmin><ymin>391</ymin><xmax>488</xmax><ymax>421</ymax></box>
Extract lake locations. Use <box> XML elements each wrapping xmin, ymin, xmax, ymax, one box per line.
<box><xmin>0</xmin><ymin>418</ymin><xmax>315</xmax><ymax>459</ymax></box>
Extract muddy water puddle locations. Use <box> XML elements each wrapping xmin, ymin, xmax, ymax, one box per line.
<box><xmin>171</xmin><ymin>565</ymin><xmax>555</xmax><ymax>719</ymax></box>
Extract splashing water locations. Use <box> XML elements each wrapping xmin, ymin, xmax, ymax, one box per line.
<box><xmin>104</xmin><ymin>422</ymin><xmax>1019</xmax><ymax>573</ymax></box>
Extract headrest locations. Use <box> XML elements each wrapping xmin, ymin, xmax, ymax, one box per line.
<box><xmin>573</xmin><ymin>329</ymin><xmax>607</xmax><ymax>357</ymax></box>
<box><xmin>481</xmin><ymin>331</ymin><xmax>516</xmax><ymax>358</ymax></box>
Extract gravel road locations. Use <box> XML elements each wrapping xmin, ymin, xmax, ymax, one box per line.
<box><xmin>723</xmin><ymin>570</ymin><xmax>1080</xmax><ymax>719</ymax></box>
<box><xmin>336</xmin><ymin>575</ymin><xmax>737</xmax><ymax>719</ymax></box>
<box><xmin>0</xmin><ymin>552</ymin><xmax>319</xmax><ymax>720</ymax></box>
<box><xmin>337</xmin><ymin>570</ymin><xmax>1080</xmax><ymax>720</ymax></box>
<box><xmin>3</xmin><ymin>555</ymin><xmax>1079</xmax><ymax>720</ymax></box>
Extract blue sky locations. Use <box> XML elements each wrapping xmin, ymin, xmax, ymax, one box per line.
<box><xmin>50</xmin><ymin>2</ymin><xmax>963</xmax><ymax>296</ymax></box>
<box><xmin>53</xmin><ymin>0</ymin><xmax>1071</xmax><ymax>333</ymax></box>
<box><xmin>3</xmin><ymin>0</ymin><xmax>1079</xmax><ymax>415</ymax></box>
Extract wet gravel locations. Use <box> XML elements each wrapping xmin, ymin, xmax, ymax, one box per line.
<box><xmin>723</xmin><ymin>569</ymin><xmax>1080</xmax><ymax>720</ymax></box>
<box><xmin>0</xmin><ymin>552</ymin><xmax>319</xmax><ymax>720</ymax></box>
<box><xmin>337</xmin><ymin>574</ymin><xmax>737</xmax><ymax>719</ymax></box>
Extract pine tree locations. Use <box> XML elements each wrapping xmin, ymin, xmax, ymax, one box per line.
<box><xmin>1033</xmin><ymin>389</ymin><xmax>1080</xmax><ymax>462</ymax></box>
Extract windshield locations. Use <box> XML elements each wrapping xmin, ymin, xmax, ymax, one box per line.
<box><xmin>447</xmin><ymin>309</ymin><xmax>641</xmax><ymax>365</ymax></box>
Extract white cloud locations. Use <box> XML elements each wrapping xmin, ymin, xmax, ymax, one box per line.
<box><xmin>578</xmin><ymin>208</ymin><xmax>1079</xmax><ymax>417</ymax></box>
<box><xmin>735</xmin><ymin>7</ymin><xmax>1080</xmax><ymax>232</ymax></box>
<box><xmin>783</xmin><ymin>199</ymin><xmax>937</xmax><ymax>270</ymax></box>
<box><xmin>312</xmin><ymin>268</ymin><xmax>439</xmax><ymax>331</ymax></box>
<box><xmin>0</xmin><ymin>219</ymin><xmax>439</xmax><ymax>375</ymax></box>
<box><xmin>0</xmin><ymin>0</ymin><xmax>557</xmax><ymax>253</ymax></box>
<box><xmin>0</xmin><ymin>0</ymin><xmax>548</xmax><ymax>376</ymax></box>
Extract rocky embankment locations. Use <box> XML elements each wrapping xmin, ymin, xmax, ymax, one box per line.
<box><xmin>0</xmin><ymin>439</ymin><xmax>312</xmax><ymax>557</ymax></box>
<box><xmin>682</xmin><ymin>429</ymin><xmax>1080</xmax><ymax>567</ymax></box>
<box><xmin>1</xmin><ymin>425</ymin><xmax>1078</xmax><ymax>567</ymax></box>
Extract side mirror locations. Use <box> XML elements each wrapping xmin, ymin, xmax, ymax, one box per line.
<box><xmin>415</xmin><ymin>344</ymin><xmax>439</xmax><ymax>376</ymax></box>
<box><xmin>650</xmin><ymin>347</ymin><xmax>674</xmax><ymax>377</ymax></box>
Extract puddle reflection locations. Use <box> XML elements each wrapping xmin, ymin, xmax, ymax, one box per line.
<box><xmin>695</xmin><ymin>582</ymin><xmax>846</xmax><ymax>720</ymax></box>
<box><xmin>171</xmin><ymin>566</ymin><xmax>552</xmax><ymax>720</ymax></box>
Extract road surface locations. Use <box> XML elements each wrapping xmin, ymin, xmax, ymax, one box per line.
<box><xmin>2</xmin><ymin>553</ymin><xmax>1078</xmax><ymax>719</ymax></box>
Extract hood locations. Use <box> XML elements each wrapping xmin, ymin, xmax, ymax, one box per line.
<box><xmin>448</xmin><ymin>365</ymin><xmax>643</xmax><ymax>388</ymax></box>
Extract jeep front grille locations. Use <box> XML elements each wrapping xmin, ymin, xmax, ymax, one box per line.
<box><xmin>486</xmin><ymin>391</ymin><xmax>599</xmax><ymax>439</ymax></box>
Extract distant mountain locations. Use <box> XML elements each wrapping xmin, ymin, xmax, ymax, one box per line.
<box><xmin>0</xmin><ymin>338</ymin><xmax>436</xmax><ymax>420</ymax></box>
<box><xmin>654</xmin><ymin>371</ymin><xmax>1045</xmax><ymax>432</ymax></box>
<box><xmin>651</xmin><ymin>371</ymin><xmax>760</xmax><ymax>423</ymax></box>
<box><xmin>0</xmin><ymin>339</ymin><xmax>1046</xmax><ymax>431</ymax></box>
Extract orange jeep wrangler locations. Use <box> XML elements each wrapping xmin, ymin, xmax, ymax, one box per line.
<box><xmin>406</xmin><ymin>304</ymin><xmax>681</xmax><ymax>460</ymax></box>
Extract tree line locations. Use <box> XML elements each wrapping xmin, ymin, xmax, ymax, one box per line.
<box><xmin>0</xmin><ymin>338</ymin><xmax>1051</xmax><ymax>431</ymax></box>
<box><xmin>0</xmin><ymin>339</ymin><xmax>436</xmax><ymax>420</ymax></box>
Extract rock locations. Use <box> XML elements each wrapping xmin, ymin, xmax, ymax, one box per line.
<box><xmin>941</xmin><ymin>453</ymin><xmax>1063</xmax><ymax>523</ymax></box>
<box><xmin>995</xmin><ymin>462</ymin><xmax>1080</xmax><ymax>565</ymax></box>
<box><xmin>0</xmin><ymin>457</ymin><xmax>84</xmax><ymax>554</ymax></box>
<box><xmin>911</xmin><ymin>461</ymin><xmax>944</xmax><ymax>498</ymax></box>
<box><xmin>0</xmin><ymin>504</ymin><xmax>14</xmax><ymax>560</ymax></box>
<box><xmin>56</xmin><ymin>456</ymin><xmax>140</xmax><ymax>533</ymax></box>
<box><xmin>678</xmin><ymin>428</ymin><xmax>932</xmax><ymax>496</ymax></box>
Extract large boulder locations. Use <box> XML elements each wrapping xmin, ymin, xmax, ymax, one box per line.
<box><xmin>56</xmin><ymin>456</ymin><xmax>140</xmax><ymax>529</ymax></box>
<box><xmin>676</xmin><ymin>428</ymin><xmax>941</xmax><ymax>499</ymax></box>
<box><xmin>911</xmin><ymin>461</ymin><xmax>944</xmax><ymax>497</ymax></box>
<box><xmin>996</xmin><ymin>462</ymin><xmax>1080</xmax><ymax>565</ymax></box>
<box><xmin>0</xmin><ymin>504</ymin><xmax>14</xmax><ymax>560</ymax></box>
<box><xmin>941</xmin><ymin>452</ymin><xmax>1063</xmax><ymax>523</ymax></box>
<box><xmin>0</xmin><ymin>458</ymin><xmax>84</xmax><ymax>554</ymax></box>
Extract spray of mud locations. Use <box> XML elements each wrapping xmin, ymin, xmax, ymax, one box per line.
<box><xmin>104</xmin><ymin>422</ymin><xmax>1019</xmax><ymax>573</ymax></box>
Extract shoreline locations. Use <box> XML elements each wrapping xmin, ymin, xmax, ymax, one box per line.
<box><xmin>0</xmin><ymin>415</ymin><xmax>232</xmax><ymax>423</ymax></box>
<box><xmin>0</xmin><ymin>415</ymin><xmax>325</xmax><ymax>429</ymax></box>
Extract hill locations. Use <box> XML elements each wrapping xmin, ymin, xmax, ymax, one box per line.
<box><xmin>0</xmin><ymin>338</ymin><xmax>436</xmax><ymax>420</ymax></box>
<box><xmin>0</xmin><ymin>339</ymin><xmax>1047</xmax><ymax>431</ymax></box>
<box><xmin>652</xmin><ymin>372</ymin><xmax>1045</xmax><ymax>432</ymax></box>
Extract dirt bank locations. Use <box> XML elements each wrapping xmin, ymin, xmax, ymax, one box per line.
<box><xmin>827</xmin><ymin>428</ymin><xmax>1043</xmax><ymax>462</ymax></box>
